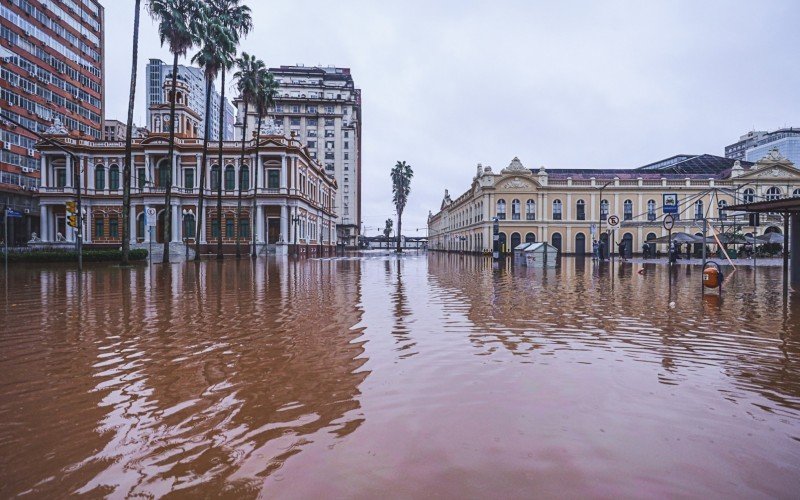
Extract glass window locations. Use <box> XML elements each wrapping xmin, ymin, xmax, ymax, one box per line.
<box><xmin>552</xmin><ymin>199</ymin><xmax>562</xmax><ymax>220</ymax></box>
<box><xmin>240</xmin><ymin>219</ymin><xmax>250</xmax><ymax>238</ymax></box>
<box><xmin>56</xmin><ymin>168</ymin><xmax>66</xmax><ymax>187</ymax></box>
<box><xmin>496</xmin><ymin>199</ymin><xmax>506</xmax><ymax>220</ymax></box>
<box><xmin>267</xmin><ymin>169</ymin><xmax>280</xmax><ymax>189</ymax></box>
<box><xmin>226</xmin><ymin>218</ymin><xmax>235</xmax><ymax>237</ymax></box>
<box><xmin>137</xmin><ymin>168</ymin><xmax>146</xmax><ymax>188</ymax></box>
<box><xmin>158</xmin><ymin>162</ymin><xmax>169</xmax><ymax>187</ymax></box>
<box><xmin>212</xmin><ymin>218</ymin><xmax>220</xmax><ymax>238</ymax></box>
<box><xmin>109</xmin><ymin>166</ymin><xmax>120</xmax><ymax>190</ymax></box>
<box><xmin>511</xmin><ymin>199</ymin><xmax>521</xmax><ymax>220</ymax></box>
<box><xmin>526</xmin><ymin>199</ymin><xmax>536</xmax><ymax>220</ymax></box>
<box><xmin>766</xmin><ymin>187</ymin><xmax>782</xmax><ymax>201</ymax></box>
<box><xmin>576</xmin><ymin>199</ymin><xmax>585</xmax><ymax>220</ymax></box>
<box><xmin>185</xmin><ymin>169</ymin><xmax>194</xmax><ymax>189</ymax></box>
<box><xmin>95</xmin><ymin>218</ymin><xmax>103</xmax><ymax>237</ymax></box>
<box><xmin>325</xmin><ymin>118</ymin><xmax>334</xmax><ymax>127</ymax></box>
<box><xmin>109</xmin><ymin>218</ymin><xmax>119</xmax><ymax>238</ymax></box>
<box><xmin>623</xmin><ymin>199</ymin><xmax>632</xmax><ymax>220</ymax></box>
<box><xmin>94</xmin><ymin>166</ymin><xmax>105</xmax><ymax>190</ymax></box>
<box><xmin>600</xmin><ymin>199</ymin><xmax>609</xmax><ymax>220</ymax></box>
<box><xmin>211</xmin><ymin>165</ymin><xmax>220</xmax><ymax>190</ymax></box>
<box><xmin>224</xmin><ymin>166</ymin><xmax>235</xmax><ymax>191</ymax></box>
<box><xmin>240</xmin><ymin>166</ymin><xmax>249</xmax><ymax>190</ymax></box>
<box><xmin>743</xmin><ymin>188</ymin><xmax>755</xmax><ymax>203</ymax></box>
<box><xmin>184</xmin><ymin>214</ymin><xmax>196</xmax><ymax>238</ymax></box>
<box><xmin>694</xmin><ymin>200</ymin><xmax>704</xmax><ymax>219</ymax></box>
<box><xmin>647</xmin><ymin>199</ymin><xmax>656</xmax><ymax>221</ymax></box>
<box><xmin>307</xmin><ymin>118</ymin><xmax>317</xmax><ymax>126</ymax></box>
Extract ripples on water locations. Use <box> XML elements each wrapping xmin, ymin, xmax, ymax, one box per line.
<box><xmin>1</xmin><ymin>253</ymin><xmax>799</xmax><ymax>498</ymax></box>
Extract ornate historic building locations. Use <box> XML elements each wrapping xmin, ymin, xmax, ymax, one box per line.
<box><xmin>428</xmin><ymin>150</ymin><xmax>800</xmax><ymax>255</ymax></box>
<box><xmin>36</xmin><ymin>76</ymin><xmax>337</xmax><ymax>256</ymax></box>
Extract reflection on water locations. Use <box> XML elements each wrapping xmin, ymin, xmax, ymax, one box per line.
<box><xmin>1</xmin><ymin>254</ymin><xmax>800</xmax><ymax>497</ymax></box>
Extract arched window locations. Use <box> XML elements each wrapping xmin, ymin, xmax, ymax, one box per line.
<box><xmin>600</xmin><ymin>199</ymin><xmax>609</xmax><ymax>220</ymax></box>
<box><xmin>511</xmin><ymin>199</ymin><xmax>521</xmax><ymax>220</ymax></box>
<box><xmin>184</xmin><ymin>213</ymin><xmax>196</xmax><ymax>238</ymax></box>
<box><xmin>694</xmin><ymin>200</ymin><xmax>704</xmax><ymax>219</ymax></box>
<box><xmin>576</xmin><ymin>199</ymin><xmax>585</xmax><ymax>220</ymax></box>
<box><xmin>623</xmin><ymin>199</ymin><xmax>633</xmax><ymax>220</ymax></box>
<box><xmin>94</xmin><ymin>165</ymin><xmax>105</xmax><ymax>190</ymax></box>
<box><xmin>794</xmin><ymin>188</ymin><xmax>800</xmax><ymax>197</ymax></box>
<box><xmin>575</xmin><ymin>233</ymin><xmax>586</xmax><ymax>255</ymax></box>
<box><xmin>496</xmin><ymin>199</ymin><xmax>506</xmax><ymax>220</ymax></box>
<box><xmin>211</xmin><ymin>165</ymin><xmax>221</xmax><ymax>190</ymax></box>
<box><xmin>109</xmin><ymin>165</ymin><xmax>120</xmax><ymax>190</ymax></box>
<box><xmin>718</xmin><ymin>200</ymin><xmax>728</xmax><ymax>220</ymax></box>
<box><xmin>647</xmin><ymin>199</ymin><xmax>656</xmax><ymax>221</ymax></box>
<box><xmin>226</xmin><ymin>217</ymin><xmax>235</xmax><ymax>237</ymax></box>
<box><xmin>766</xmin><ymin>187</ymin><xmax>782</xmax><ymax>201</ymax></box>
<box><xmin>224</xmin><ymin>166</ymin><xmax>235</xmax><ymax>191</ymax></box>
<box><xmin>511</xmin><ymin>232</ymin><xmax>521</xmax><ymax>249</ymax></box>
<box><xmin>498</xmin><ymin>232</ymin><xmax>507</xmax><ymax>252</ymax></box>
<box><xmin>240</xmin><ymin>165</ymin><xmax>250</xmax><ymax>190</ymax></box>
<box><xmin>526</xmin><ymin>199</ymin><xmax>536</xmax><ymax>220</ymax></box>
<box><xmin>525</xmin><ymin>232</ymin><xmax>536</xmax><ymax>243</ymax></box>
<box><xmin>552</xmin><ymin>199</ymin><xmax>562</xmax><ymax>220</ymax></box>
<box><xmin>743</xmin><ymin>188</ymin><xmax>755</xmax><ymax>203</ymax></box>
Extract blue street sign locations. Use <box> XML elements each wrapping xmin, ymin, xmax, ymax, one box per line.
<box><xmin>662</xmin><ymin>193</ymin><xmax>678</xmax><ymax>214</ymax></box>
<box><xmin>5</xmin><ymin>209</ymin><xmax>22</xmax><ymax>218</ymax></box>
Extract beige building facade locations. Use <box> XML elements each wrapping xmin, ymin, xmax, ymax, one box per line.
<box><xmin>428</xmin><ymin>151</ymin><xmax>800</xmax><ymax>255</ymax></box>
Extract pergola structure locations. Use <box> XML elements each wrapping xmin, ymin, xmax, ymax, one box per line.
<box><xmin>723</xmin><ymin>197</ymin><xmax>800</xmax><ymax>286</ymax></box>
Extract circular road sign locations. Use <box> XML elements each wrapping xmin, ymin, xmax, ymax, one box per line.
<box><xmin>663</xmin><ymin>214</ymin><xmax>675</xmax><ymax>230</ymax></box>
<box><xmin>607</xmin><ymin>214</ymin><xmax>621</xmax><ymax>229</ymax></box>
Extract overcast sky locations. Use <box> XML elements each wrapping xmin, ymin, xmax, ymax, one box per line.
<box><xmin>104</xmin><ymin>0</ymin><xmax>800</xmax><ymax>236</ymax></box>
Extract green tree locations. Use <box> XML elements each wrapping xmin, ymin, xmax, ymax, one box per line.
<box><xmin>391</xmin><ymin>161</ymin><xmax>413</xmax><ymax>252</ymax></box>
<box><xmin>383</xmin><ymin>218</ymin><xmax>393</xmax><ymax>239</ymax></box>
<box><xmin>148</xmin><ymin>0</ymin><xmax>201</xmax><ymax>263</ymax></box>
<box><xmin>190</xmin><ymin>16</ymin><xmax>236</xmax><ymax>260</ymax></box>
<box><xmin>206</xmin><ymin>0</ymin><xmax>252</xmax><ymax>260</ymax></box>
<box><xmin>233</xmin><ymin>53</ymin><xmax>265</xmax><ymax>258</ymax></box>
<box><xmin>121</xmin><ymin>0</ymin><xmax>141</xmax><ymax>265</ymax></box>
<box><xmin>251</xmin><ymin>70</ymin><xmax>279</xmax><ymax>258</ymax></box>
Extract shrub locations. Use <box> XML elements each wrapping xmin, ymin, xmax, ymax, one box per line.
<box><xmin>1</xmin><ymin>249</ymin><xmax>148</xmax><ymax>263</ymax></box>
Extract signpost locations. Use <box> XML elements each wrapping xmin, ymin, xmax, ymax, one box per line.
<box><xmin>663</xmin><ymin>193</ymin><xmax>679</xmax><ymax>214</ymax></box>
<box><xmin>664</xmin><ymin>214</ymin><xmax>675</xmax><ymax>265</ymax></box>
<box><xmin>4</xmin><ymin>208</ymin><xmax>22</xmax><ymax>271</ymax></box>
<box><xmin>607</xmin><ymin>215</ymin><xmax>620</xmax><ymax>260</ymax></box>
<box><xmin>146</xmin><ymin>208</ymin><xmax>156</xmax><ymax>260</ymax></box>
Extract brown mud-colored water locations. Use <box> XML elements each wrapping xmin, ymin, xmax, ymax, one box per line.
<box><xmin>1</xmin><ymin>253</ymin><xmax>799</xmax><ymax>498</ymax></box>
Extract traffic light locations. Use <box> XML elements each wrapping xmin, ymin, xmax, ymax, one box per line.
<box><xmin>67</xmin><ymin>215</ymin><xmax>77</xmax><ymax>228</ymax></box>
<box><xmin>65</xmin><ymin>201</ymin><xmax>78</xmax><ymax>227</ymax></box>
<box><xmin>65</xmin><ymin>201</ymin><xmax>76</xmax><ymax>213</ymax></box>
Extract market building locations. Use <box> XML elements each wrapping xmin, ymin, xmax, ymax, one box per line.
<box><xmin>428</xmin><ymin>150</ymin><xmax>800</xmax><ymax>256</ymax></box>
<box><xmin>36</xmin><ymin>76</ymin><xmax>337</xmax><ymax>256</ymax></box>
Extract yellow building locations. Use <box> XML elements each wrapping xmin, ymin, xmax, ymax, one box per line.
<box><xmin>428</xmin><ymin>150</ymin><xmax>800</xmax><ymax>255</ymax></box>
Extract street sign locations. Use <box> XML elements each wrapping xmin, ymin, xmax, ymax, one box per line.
<box><xmin>145</xmin><ymin>207</ymin><xmax>157</xmax><ymax>227</ymax></box>
<box><xmin>663</xmin><ymin>214</ymin><xmax>675</xmax><ymax>230</ymax></box>
<box><xmin>607</xmin><ymin>214</ymin><xmax>621</xmax><ymax>229</ymax></box>
<box><xmin>663</xmin><ymin>193</ymin><xmax>678</xmax><ymax>214</ymax></box>
<box><xmin>5</xmin><ymin>209</ymin><xmax>22</xmax><ymax>218</ymax></box>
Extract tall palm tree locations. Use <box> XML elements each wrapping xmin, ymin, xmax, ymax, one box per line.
<box><xmin>251</xmin><ymin>70</ymin><xmax>278</xmax><ymax>258</ymax></box>
<box><xmin>191</xmin><ymin>18</ymin><xmax>236</xmax><ymax>261</ymax></box>
<box><xmin>233</xmin><ymin>53</ymin><xmax>265</xmax><ymax>258</ymax></box>
<box><xmin>121</xmin><ymin>0</ymin><xmax>141</xmax><ymax>265</ymax></box>
<box><xmin>148</xmin><ymin>0</ymin><xmax>200</xmax><ymax>263</ymax></box>
<box><xmin>391</xmin><ymin>160</ymin><xmax>414</xmax><ymax>253</ymax></box>
<box><xmin>206</xmin><ymin>0</ymin><xmax>252</xmax><ymax>260</ymax></box>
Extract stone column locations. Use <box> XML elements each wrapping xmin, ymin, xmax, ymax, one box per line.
<box><xmin>280</xmin><ymin>204</ymin><xmax>288</xmax><ymax>242</ymax></box>
<box><xmin>66</xmin><ymin>154</ymin><xmax>73</xmax><ymax>188</ymax></box>
<box><xmin>171</xmin><ymin>204</ymin><xmax>180</xmax><ymax>242</ymax></box>
<box><xmin>257</xmin><ymin>205</ymin><xmax>265</xmax><ymax>243</ymax></box>
<box><xmin>280</xmin><ymin>155</ymin><xmax>287</xmax><ymax>191</ymax></box>
<box><xmin>200</xmin><ymin>206</ymin><xmax>208</xmax><ymax>244</ymax></box>
<box><xmin>40</xmin><ymin>155</ymin><xmax>47</xmax><ymax>186</ymax></box>
<box><xmin>39</xmin><ymin>205</ymin><xmax>49</xmax><ymax>241</ymax></box>
<box><xmin>791</xmin><ymin>214</ymin><xmax>800</xmax><ymax>286</ymax></box>
<box><xmin>144</xmin><ymin>205</ymin><xmax>152</xmax><ymax>242</ymax></box>
<box><xmin>130</xmin><ymin>205</ymin><xmax>138</xmax><ymax>243</ymax></box>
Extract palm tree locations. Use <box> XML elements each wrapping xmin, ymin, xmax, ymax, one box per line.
<box><xmin>233</xmin><ymin>53</ymin><xmax>265</xmax><ymax>258</ymax></box>
<box><xmin>391</xmin><ymin>161</ymin><xmax>413</xmax><ymax>252</ymax></box>
<box><xmin>383</xmin><ymin>218</ymin><xmax>393</xmax><ymax>239</ymax></box>
<box><xmin>148</xmin><ymin>0</ymin><xmax>200</xmax><ymax>263</ymax></box>
<box><xmin>206</xmin><ymin>0</ymin><xmax>252</xmax><ymax>260</ymax></box>
<box><xmin>121</xmin><ymin>0</ymin><xmax>141</xmax><ymax>265</ymax></box>
<box><xmin>191</xmin><ymin>18</ymin><xmax>236</xmax><ymax>260</ymax></box>
<box><xmin>251</xmin><ymin>70</ymin><xmax>278</xmax><ymax>258</ymax></box>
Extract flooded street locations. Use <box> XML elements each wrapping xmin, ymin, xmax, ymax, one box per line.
<box><xmin>2</xmin><ymin>253</ymin><xmax>800</xmax><ymax>498</ymax></box>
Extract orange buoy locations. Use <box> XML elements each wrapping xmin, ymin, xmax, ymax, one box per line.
<box><xmin>703</xmin><ymin>265</ymin><xmax>722</xmax><ymax>289</ymax></box>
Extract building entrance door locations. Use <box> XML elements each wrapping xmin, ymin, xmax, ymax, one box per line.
<box><xmin>268</xmin><ymin>217</ymin><xmax>280</xmax><ymax>243</ymax></box>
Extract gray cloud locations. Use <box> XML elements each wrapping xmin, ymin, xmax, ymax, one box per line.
<box><xmin>104</xmin><ymin>0</ymin><xmax>800</xmax><ymax>235</ymax></box>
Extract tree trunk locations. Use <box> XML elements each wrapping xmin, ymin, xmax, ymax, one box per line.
<box><xmin>396</xmin><ymin>211</ymin><xmax>403</xmax><ymax>253</ymax></box>
<box><xmin>216</xmin><ymin>68</ymin><xmax>226</xmax><ymax>260</ymax></box>
<box><xmin>252</xmin><ymin>112</ymin><xmax>262</xmax><ymax>259</ymax></box>
<box><xmin>194</xmin><ymin>75</ymin><xmax>213</xmax><ymax>260</ymax></box>
<box><xmin>235</xmin><ymin>100</ymin><xmax>249</xmax><ymax>258</ymax></box>
<box><xmin>162</xmin><ymin>51</ymin><xmax>180</xmax><ymax>263</ymax></box>
<box><xmin>121</xmin><ymin>0</ymin><xmax>140</xmax><ymax>265</ymax></box>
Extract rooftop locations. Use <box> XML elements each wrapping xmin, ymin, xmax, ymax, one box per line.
<box><xmin>538</xmin><ymin>154</ymin><xmax>753</xmax><ymax>180</ymax></box>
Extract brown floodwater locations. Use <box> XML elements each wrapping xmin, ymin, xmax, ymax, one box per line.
<box><xmin>1</xmin><ymin>253</ymin><xmax>800</xmax><ymax>498</ymax></box>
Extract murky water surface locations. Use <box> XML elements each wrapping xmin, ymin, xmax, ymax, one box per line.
<box><xmin>2</xmin><ymin>254</ymin><xmax>800</xmax><ymax>498</ymax></box>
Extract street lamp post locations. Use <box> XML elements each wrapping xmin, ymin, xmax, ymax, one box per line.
<box><xmin>597</xmin><ymin>180</ymin><xmax>614</xmax><ymax>260</ymax></box>
<box><xmin>292</xmin><ymin>210</ymin><xmax>300</xmax><ymax>258</ymax></box>
<box><xmin>492</xmin><ymin>216</ymin><xmax>500</xmax><ymax>261</ymax></box>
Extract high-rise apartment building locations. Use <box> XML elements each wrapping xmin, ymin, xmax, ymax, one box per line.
<box><xmin>0</xmin><ymin>0</ymin><xmax>104</xmax><ymax>243</ymax></box>
<box><xmin>234</xmin><ymin>65</ymin><xmax>362</xmax><ymax>246</ymax></box>
<box><xmin>146</xmin><ymin>59</ymin><xmax>235</xmax><ymax>142</ymax></box>
<box><xmin>725</xmin><ymin>127</ymin><xmax>800</xmax><ymax>166</ymax></box>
